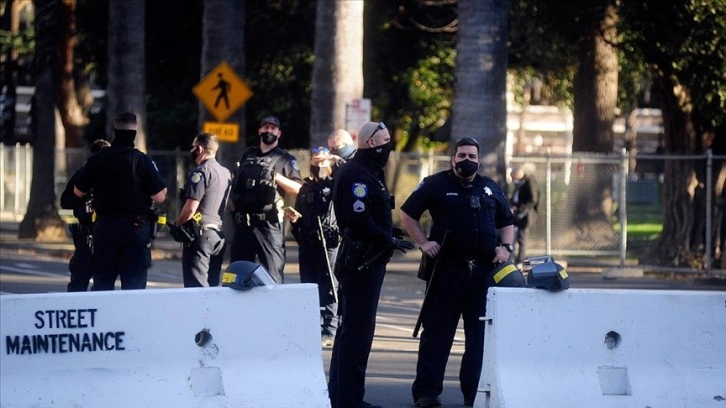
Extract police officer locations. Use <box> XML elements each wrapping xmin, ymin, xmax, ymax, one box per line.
<box><xmin>60</xmin><ymin>139</ymin><xmax>110</xmax><ymax>292</ymax></box>
<box><xmin>228</xmin><ymin>115</ymin><xmax>302</xmax><ymax>284</ymax></box>
<box><xmin>327</xmin><ymin>128</ymin><xmax>357</xmax><ymax>168</ymax></box>
<box><xmin>175</xmin><ymin>132</ymin><xmax>232</xmax><ymax>287</ymax></box>
<box><xmin>328</xmin><ymin>121</ymin><xmax>415</xmax><ymax>408</ymax></box>
<box><xmin>288</xmin><ymin>146</ymin><xmax>340</xmax><ymax>346</ymax></box>
<box><xmin>400</xmin><ymin>137</ymin><xmax>515</xmax><ymax>408</ymax></box>
<box><xmin>74</xmin><ymin>112</ymin><xmax>168</xmax><ymax>290</ymax></box>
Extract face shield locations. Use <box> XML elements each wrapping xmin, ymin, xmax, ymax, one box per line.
<box><xmin>523</xmin><ymin>255</ymin><xmax>570</xmax><ymax>291</ymax></box>
<box><xmin>221</xmin><ymin>261</ymin><xmax>277</xmax><ymax>291</ymax></box>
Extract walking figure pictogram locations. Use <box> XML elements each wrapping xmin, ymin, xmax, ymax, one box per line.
<box><xmin>212</xmin><ymin>73</ymin><xmax>231</xmax><ymax>109</ymax></box>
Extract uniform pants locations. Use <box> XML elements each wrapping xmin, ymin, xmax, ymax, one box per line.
<box><xmin>68</xmin><ymin>226</ymin><xmax>93</xmax><ymax>292</ymax></box>
<box><xmin>229</xmin><ymin>218</ymin><xmax>285</xmax><ymax>283</ymax></box>
<box><xmin>328</xmin><ymin>242</ymin><xmax>386</xmax><ymax>408</ymax></box>
<box><xmin>91</xmin><ymin>218</ymin><xmax>152</xmax><ymax>291</ymax></box>
<box><xmin>412</xmin><ymin>259</ymin><xmax>490</xmax><ymax>403</ymax></box>
<box><xmin>514</xmin><ymin>225</ymin><xmax>530</xmax><ymax>264</ymax></box>
<box><xmin>298</xmin><ymin>238</ymin><xmax>339</xmax><ymax>337</ymax></box>
<box><xmin>182</xmin><ymin>229</ymin><xmax>226</xmax><ymax>287</ymax></box>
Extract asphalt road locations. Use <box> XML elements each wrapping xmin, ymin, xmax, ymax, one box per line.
<box><xmin>1</xmin><ymin>216</ymin><xmax>724</xmax><ymax>407</ymax></box>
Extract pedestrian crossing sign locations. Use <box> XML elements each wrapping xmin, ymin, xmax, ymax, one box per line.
<box><xmin>193</xmin><ymin>61</ymin><xmax>253</xmax><ymax>122</ymax></box>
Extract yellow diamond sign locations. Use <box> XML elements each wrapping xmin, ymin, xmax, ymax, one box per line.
<box><xmin>193</xmin><ymin>61</ymin><xmax>253</xmax><ymax>122</ymax></box>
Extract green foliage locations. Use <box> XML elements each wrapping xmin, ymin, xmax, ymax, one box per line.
<box><xmin>0</xmin><ymin>27</ymin><xmax>34</xmax><ymax>55</ymax></box>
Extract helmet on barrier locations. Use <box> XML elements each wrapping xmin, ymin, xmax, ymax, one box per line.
<box><xmin>489</xmin><ymin>260</ymin><xmax>526</xmax><ymax>287</ymax></box>
<box><xmin>222</xmin><ymin>261</ymin><xmax>277</xmax><ymax>290</ymax></box>
<box><xmin>524</xmin><ymin>256</ymin><xmax>569</xmax><ymax>291</ymax></box>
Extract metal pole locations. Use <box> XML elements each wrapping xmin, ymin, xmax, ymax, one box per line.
<box><xmin>705</xmin><ymin>149</ymin><xmax>713</xmax><ymax>275</ymax></box>
<box><xmin>546</xmin><ymin>147</ymin><xmax>552</xmax><ymax>255</ymax></box>
<box><xmin>0</xmin><ymin>143</ymin><xmax>5</xmax><ymax>212</ymax></box>
<box><xmin>619</xmin><ymin>148</ymin><xmax>628</xmax><ymax>267</ymax></box>
<box><xmin>13</xmin><ymin>143</ymin><xmax>20</xmax><ymax>217</ymax></box>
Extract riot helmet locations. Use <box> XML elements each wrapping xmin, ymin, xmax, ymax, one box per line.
<box><xmin>524</xmin><ymin>255</ymin><xmax>570</xmax><ymax>291</ymax></box>
<box><xmin>222</xmin><ymin>261</ymin><xmax>276</xmax><ymax>290</ymax></box>
<box><xmin>489</xmin><ymin>260</ymin><xmax>526</xmax><ymax>287</ymax></box>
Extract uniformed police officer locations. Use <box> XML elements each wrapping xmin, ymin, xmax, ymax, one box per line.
<box><xmin>327</xmin><ymin>128</ymin><xmax>357</xmax><ymax>169</ymax></box>
<box><xmin>74</xmin><ymin>112</ymin><xmax>168</xmax><ymax>291</ymax></box>
<box><xmin>327</xmin><ymin>121</ymin><xmax>415</xmax><ymax>408</ymax></box>
<box><xmin>400</xmin><ymin>137</ymin><xmax>515</xmax><ymax>407</ymax></box>
<box><xmin>175</xmin><ymin>132</ymin><xmax>232</xmax><ymax>287</ymax></box>
<box><xmin>288</xmin><ymin>146</ymin><xmax>339</xmax><ymax>346</ymax></box>
<box><xmin>60</xmin><ymin>139</ymin><xmax>110</xmax><ymax>292</ymax></box>
<box><xmin>228</xmin><ymin>115</ymin><xmax>302</xmax><ymax>284</ymax></box>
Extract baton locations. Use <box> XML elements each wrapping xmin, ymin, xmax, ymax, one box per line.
<box><xmin>413</xmin><ymin>231</ymin><xmax>449</xmax><ymax>338</ymax></box>
<box><xmin>357</xmin><ymin>247</ymin><xmax>390</xmax><ymax>272</ymax></box>
<box><xmin>317</xmin><ymin>216</ymin><xmax>338</xmax><ymax>304</ymax></box>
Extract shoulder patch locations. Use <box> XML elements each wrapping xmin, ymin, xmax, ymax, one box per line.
<box><xmin>291</xmin><ymin>159</ymin><xmax>300</xmax><ymax>171</ymax></box>
<box><xmin>191</xmin><ymin>172</ymin><xmax>203</xmax><ymax>184</ymax></box>
<box><xmin>353</xmin><ymin>200</ymin><xmax>366</xmax><ymax>213</ymax></box>
<box><xmin>352</xmin><ymin>182</ymin><xmax>368</xmax><ymax>198</ymax></box>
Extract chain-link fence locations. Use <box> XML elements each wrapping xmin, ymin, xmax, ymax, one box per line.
<box><xmin>2</xmin><ymin>145</ymin><xmax>724</xmax><ymax>273</ymax></box>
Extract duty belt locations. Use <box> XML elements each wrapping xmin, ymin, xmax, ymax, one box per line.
<box><xmin>236</xmin><ymin>210</ymin><xmax>278</xmax><ymax>225</ymax></box>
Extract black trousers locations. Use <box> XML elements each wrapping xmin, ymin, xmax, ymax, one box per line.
<box><xmin>91</xmin><ymin>217</ymin><xmax>152</xmax><ymax>291</ymax></box>
<box><xmin>328</xmin><ymin>241</ymin><xmax>387</xmax><ymax>408</ymax></box>
<box><xmin>229</xmin><ymin>217</ymin><xmax>285</xmax><ymax>283</ymax></box>
<box><xmin>68</xmin><ymin>225</ymin><xmax>93</xmax><ymax>292</ymax></box>
<box><xmin>298</xmin><ymin>237</ymin><xmax>339</xmax><ymax>337</ymax></box>
<box><xmin>182</xmin><ymin>229</ymin><xmax>226</xmax><ymax>287</ymax></box>
<box><xmin>411</xmin><ymin>258</ymin><xmax>491</xmax><ymax>403</ymax></box>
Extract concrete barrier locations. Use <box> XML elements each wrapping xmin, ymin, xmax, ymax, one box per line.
<box><xmin>1</xmin><ymin>285</ymin><xmax>330</xmax><ymax>408</ymax></box>
<box><xmin>476</xmin><ymin>288</ymin><xmax>726</xmax><ymax>408</ymax></box>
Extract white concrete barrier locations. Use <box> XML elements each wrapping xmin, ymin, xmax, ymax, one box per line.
<box><xmin>476</xmin><ymin>288</ymin><xmax>726</xmax><ymax>408</ymax></box>
<box><xmin>1</xmin><ymin>285</ymin><xmax>331</xmax><ymax>408</ymax></box>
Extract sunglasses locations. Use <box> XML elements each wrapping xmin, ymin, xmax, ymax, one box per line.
<box><xmin>366</xmin><ymin>122</ymin><xmax>386</xmax><ymax>142</ymax></box>
<box><xmin>311</xmin><ymin>146</ymin><xmax>330</xmax><ymax>154</ymax></box>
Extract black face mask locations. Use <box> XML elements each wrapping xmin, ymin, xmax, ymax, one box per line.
<box><xmin>454</xmin><ymin>159</ymin><xmax>479</xmax><ymax>178</ymax></box>
<box><xmin>260</xmin><ymin>132</ymin><xmax>278</xmax><ymax>145</ymax></box>
<box><xmin>359</xmin><ymin>141</ymin><xmax>393</xmax><ymax>169</ymax></box>
<box><xmin>190</xmin><ymin>147</ymin><xmax>201</xmax><ymax>161</ymax></box>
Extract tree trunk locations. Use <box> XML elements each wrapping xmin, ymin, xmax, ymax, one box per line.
<box><xmin>309</xmin><ymin>0</ymin><xmax>364</xmax><ymax>146</ymax></box>
<box><xmin>200</xmin><ymin>0</ymin><xmax>246</xmax><ymax>169</ymax></box>
<box><xmin>570</xmin><ymin>1</ymin><xmax>618</xmax><ymax>224</ymax></box>
<box><xmin>107</xmin><ymin>0</ymin><xmax>147</xmax><ymax>151</ymax></box>
<box><xmin>451</xmin><ymin>0</ymin><xmax>509</xmax><ymax>181</ymax></box>
<box><xmin>19</xmin><ymin>0</ymin><xmax>65</xmax><ymax>240</ymax></box>
<box><xmin>645</xmin><ymin>73</ymin><xmax>702</xmax><ymax>266</ymax></box>
<box><xmin>57</xmin><ymin>0</ymin><xmax>88</xmax><ymax>149</ymax></box>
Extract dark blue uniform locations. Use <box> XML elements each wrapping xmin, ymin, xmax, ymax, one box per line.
<box><xmin>229</xmin><ymin>146</ymin><xmax>302</xmax><ymax>283</ymax></box>
<box><xmin>181</xmin><ymin>158</ymin><xmax>231</xmax><ymax>287</ymax></box>
<box><xmin>75</xmin><ymin>145</ymin><xmax>167</xmax><ymax>290</ymax></box>
<box><xmin>401</xmin><ymin>170</ymin><xmax>513</xmax><ymax>404</ymax></box>
<box><xmin>292</xmin><ymin>176</ymin><xmax>339</xmax><ymax>338</ymax></box>
<box><xmin>328</xmin><ymin>156</ymin><xmax>394</xmax><ymax>408</ymax></box>
<box><xmin>60</xmin><ymin>169</ymin><xmax>94</xmax><ymax>292</ymax></box>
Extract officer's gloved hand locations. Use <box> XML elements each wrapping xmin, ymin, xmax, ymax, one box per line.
<box><xmin>391</xmin><ymin>237</ymin><xmax>416</xmax><ymax>254</ymax></box>
<box><xmin>167</xmin><ymin>223</ymin><xmax>186</xmax><ymax>243</ymax></box>
<box><xmin>392</xmin><ymin>227</ymin><xmax>406</xmax><ymax>240</ymax></box>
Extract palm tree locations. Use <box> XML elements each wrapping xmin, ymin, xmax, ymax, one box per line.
<box><xmin>451</xmin><ymin>0</ymin><xmax>509</xmax><ymax>180</ymax></box>
<box><xmin>309</xmin><ymin>0</ymin><xmax>364</xmax><ymax>147</ymax></box>
<box><xmin>19</xmin><ymin>0</ymin><xmax>65</xmax><ymax>240</ymax></box>
<box><xmin>107</xmin><ymin>0</ymin><xmax>147</xmax><ymax>151</ymax></box>
<box><xmin>199</xmin><ymin>0</ymin><xmax>246</xmax><ymax>168</ymax></box>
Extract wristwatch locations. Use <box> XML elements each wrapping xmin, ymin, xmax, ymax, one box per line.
<box><xmin>501</xmin><ymin>243</ymin><xmax>514</xmax><ymax>253</ymax></box>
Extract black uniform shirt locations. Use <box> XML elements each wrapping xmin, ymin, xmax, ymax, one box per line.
<box><xmin>246</xmin><ymin>146</ymin><xmax>302</xmax><ymax>201</ymax></box>
<box><xmin>332</xmin><ymin>155</ymin><xmax>393</xmax><ymax>247</ymax></box>
<box><xmin>75</xmin><ymin>145</ymin><xmax>167</xmax><ymax>217</ymax></box>
<box><xmin>294</xmin><ymin>177</ymin><xmax>336</xmax><ymax>234</ymax></box>
<box><xmin>61</xmin><ymin>169</ymin><xmax>90</xmax><ymax>223</ymax></box>
<box><xmin>401</xmin><ymin>170</ymin><xmax>513</xmax><ymax>260</ymax></box>
<box><xmin>182</xmin><ymin>158</ymin><xmax>232</xmax><ymax>226</ymax></box>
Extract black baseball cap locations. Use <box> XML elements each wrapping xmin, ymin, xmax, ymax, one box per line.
<box><xmin>259</xmin><ymin>115</ymin><xmax>281</xmax><ymax>129</ymax></box>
